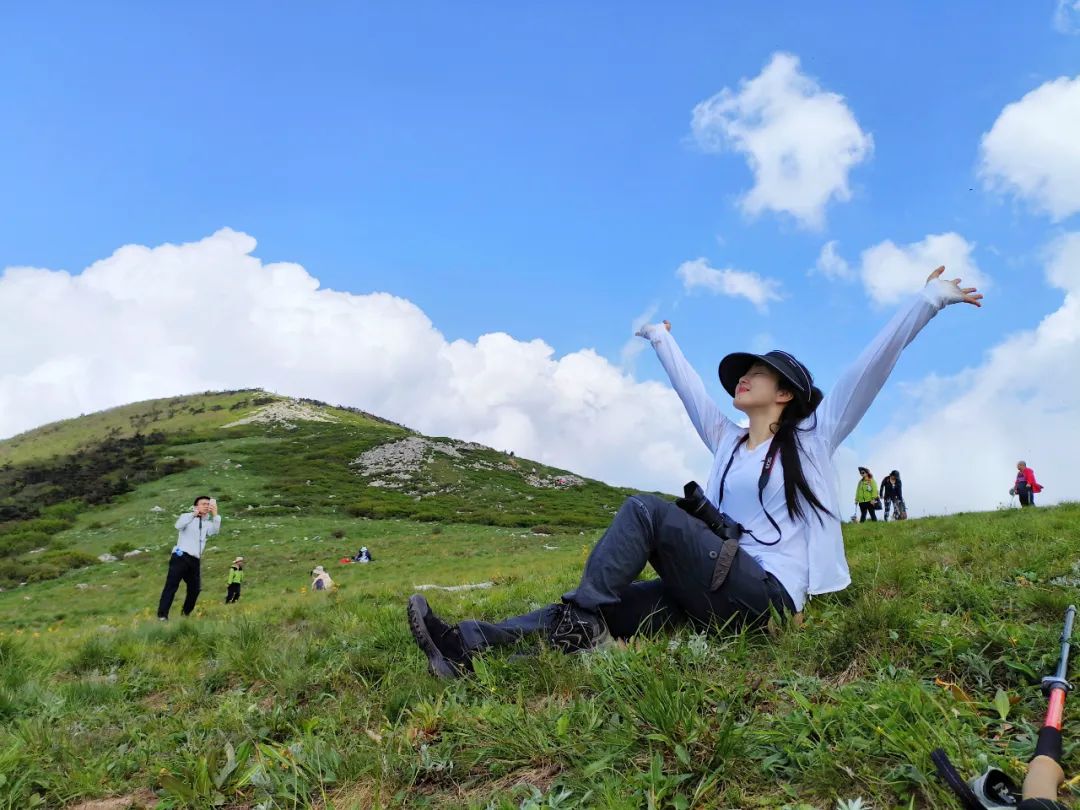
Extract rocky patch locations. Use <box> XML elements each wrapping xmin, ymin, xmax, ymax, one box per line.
<box><xmin>223</xmin><ymin>399</ymin><xmax>339</xmax><ymax>429</ymax></box>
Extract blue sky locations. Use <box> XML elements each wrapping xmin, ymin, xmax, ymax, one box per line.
<box><xmin>3</xmin><ymin>2</ymin><xmax>1079</xmax><ymax>512</ymax></box>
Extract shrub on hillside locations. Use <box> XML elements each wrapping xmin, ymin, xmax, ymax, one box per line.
<box><xmin>0</xmin><ymin>502</ymin><xmax>39</xmax><ymax>522</ymax></box>
<box><xmin>41</xmin><ymin>501</ymin><xmax>83</xmax><ymax>521</ymax></box>
<box><xmin>0</xmin><ymin>549</ymin><xmax>97</xmax><ymax>588</ymax></box>
<box><xmin>0</xmin><ymin>434</ymin><xmax>197</xmax><ymax>518</ymax></box>
<box><xmin>108</xmin><ymin>541</ymin><xmax>135</xmax><ymax>558</ymax></box>
<box><xmin>244</xmin><ymin>505</ymin><xmax>295</xmax><ymax>516</ymax></box>
<box><xmin>0</xmin><ymin>530</ymin><xmax>51</xmax><ymax>558</ymax></box>
<box><xmin>5</xmin><ymin>517</ymin><xmax>72</xmax><ymax>536</ymax></box>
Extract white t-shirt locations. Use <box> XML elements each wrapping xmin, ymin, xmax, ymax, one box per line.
<box><xmin>716</xmin><ymin>440</ymin><xmax>808</xmax><ymax>609</ymax></box>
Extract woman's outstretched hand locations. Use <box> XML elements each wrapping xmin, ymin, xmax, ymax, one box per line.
<box><xmin>926</xmin><ymin>265</ymin><xmax>983</xmax><ymax>307</ymax></box>
<box><xmin>635</xmin><ymin>320</ymin><xmax>673</xmax><ymax>339</ymax></box>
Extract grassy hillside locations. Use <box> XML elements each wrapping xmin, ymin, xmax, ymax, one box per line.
<box><xmin>0</xmin><ymin>390</ymin><xmax>273</xmax><ymax>466</ymax></box>
<box><xmin>1</xmin><ymin>396</ymin><xmax>1079</xmax><ymax>808</ymax></box>
<box><xmin>0</xmin><ymin>392</ymin><xmax>630</xmax><ymax>589</ymax></box>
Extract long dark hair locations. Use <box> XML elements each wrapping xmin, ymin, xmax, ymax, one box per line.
<box><xmin>770</xmin><ymin>382</ymin><xmax>832</xmax><ymax>524</ymax></box>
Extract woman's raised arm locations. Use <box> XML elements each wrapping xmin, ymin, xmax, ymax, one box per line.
<box><xmin>638</xmin><ymin>320</ymin><xmax>734</xmax><ymax>454</ymax></box>
<box><xmin>815</xmin><ymin>266</ymin><xmax>982</xmax><ymax>453</ymax></box>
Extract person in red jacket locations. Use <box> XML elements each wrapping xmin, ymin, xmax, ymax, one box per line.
<box><xmin>1012</xmin><ymin>460</ymin><xmax>1044</xmax><ymax>507</ymax></box>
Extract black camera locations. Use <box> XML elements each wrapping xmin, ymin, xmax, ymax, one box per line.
<box><xmin>676</xmin><ymin>481</ymin><xmax>744</xmax><ymax>540</ymax></box>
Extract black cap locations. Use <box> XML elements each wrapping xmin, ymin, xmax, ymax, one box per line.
<box><xmin>718</xmin><ymin>350</ymin><xmax>814</xmax><ymax>401</ymax></box>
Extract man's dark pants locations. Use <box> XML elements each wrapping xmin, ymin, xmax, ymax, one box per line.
<box><xmin>1018</xmin><ymin>483</ymin><xmax>1036</xmax><ymax>507</ymax></box>
<box><xmin>157</xmin><ymin>552</ymin><xmax>202</xmax><ymax>618</ymax></box>
<box><xmin>457</xmin><ymin>494</ymin><xmax>794</xmax><ymax>653</ymax></box>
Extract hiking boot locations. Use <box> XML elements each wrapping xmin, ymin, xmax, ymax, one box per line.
<box><xmin>547</xmin><ymin>602</ymin><xmax>611</xmax><ymax>654</ymax></box>
<box><xmin>407</xmin><ymin>594</ymin><xmax>471</xmax><ymax>678</ymax></box>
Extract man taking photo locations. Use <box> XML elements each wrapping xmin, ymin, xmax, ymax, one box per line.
<box><xmin>156</xmin><ymin>495</ymin><xmax>220</xmax><ymax>620</ymax></box>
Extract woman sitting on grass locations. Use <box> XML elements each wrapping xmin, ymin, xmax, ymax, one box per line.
<box><xmin>407</xmin><ymin>267</ymin><xmax>982</xmax><ymax>678</ymax></box>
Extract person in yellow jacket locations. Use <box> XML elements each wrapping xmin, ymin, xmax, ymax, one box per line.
<box><xmin>855</xmin><ymin>467</ymin><xmax>879</xmax><ymax>523</ymax></box>
<box><xmin>225</xmin><ymin>557</ymin><xmax>244</xmax><ymax>603</ymax></box>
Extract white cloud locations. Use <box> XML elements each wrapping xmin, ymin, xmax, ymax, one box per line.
<box><xmin>812</xmin><ymin>240</ymin><xmax>854</xmax><ymax>281</ymax></box>
<box><xmin>978</xmin><ymin>75</ymin><xmax>1080</xmax><ymax>221</ymax></box>
<box><xmin>0</xmin><ymin>229</ymin><xmax>712</xmax><ymax>494</ymax></box>
<box><xmin>1054</xmin><ymin>0</ymin><xmax>1080</xmax><ymax>33</ymax></box>
<box><xmin>857</xmin><ymin>232</ymin><xmax>988</xmax><ymax>306</ymax></box>
<box><xmin>858</xmin><ymin>232</ymin><xmax>1080</xmax><ymax>515</ymax></box>
<box><xmin>676</xmin><ymin>258</ymin><xmax>783</xmax><ymax>311</ymax></box>
<box><xmin>690</xmin><ymin>52</ymin><xmax>873</xmax><ymax>230</ymax></box>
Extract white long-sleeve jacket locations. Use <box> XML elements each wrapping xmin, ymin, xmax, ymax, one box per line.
<box><xmin>641</xmin><ymin>279</ymin><xmax>961</xmax><ymax>601</ymax></box>
<box><xmin>173</xmin><ymin>512</ymin><xmax>221</xmax><ymax>558</ymax></box>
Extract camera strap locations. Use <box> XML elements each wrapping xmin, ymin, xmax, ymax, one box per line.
<box><xmin>717</xmin><ymin>434</ymin><xmax>783</xmax><ymax>546</ymax></box>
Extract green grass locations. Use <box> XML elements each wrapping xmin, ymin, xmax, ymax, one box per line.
<box><xmin>1</xmin><ymin>395</ymin><xmax>1079</xmax><ymax>808</ymax></box>
<box><xmin>3</xmin><ymin>508</ymin><xmax>1079</xmax><ymax>810</ymax></box>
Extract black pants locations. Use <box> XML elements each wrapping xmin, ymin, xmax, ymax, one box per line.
<box><xmin>1017</xmin><ymin>484</ymin><xmax>1036</xmax><ymax>507</ymax></box>
<box><xmin>225</xmin><ymin>583</ymin><xmax>241</xmax><ymax>603</ymax></box>
<box><xmin>858</xmin><ymin>502</ymin><xmax>877</xmax><ymax>522</ymax></box>
<box><xmin>457</xmin><ymin>494</ymin><xmax>795</xmax><ymax>653</ymax></box>
<box><xmin>157</xmin><ymin>552</ymin><xmax>201</xmax><ymax>618</ymax></box>
<box><xmin>882</xmin><ymin>497</ymin><xmax>905</xmax><ymax>521</ymax></box>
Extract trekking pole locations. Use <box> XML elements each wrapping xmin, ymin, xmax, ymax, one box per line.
<box><xmin>1022</xmin><ymin>604</ymin><xmax>1075</xmax><ymax>803</ymax></box>
<box><xmin>931</xmin><ymin>604</ymin><xmax>1075</xmax><ymax>809</ymax></box>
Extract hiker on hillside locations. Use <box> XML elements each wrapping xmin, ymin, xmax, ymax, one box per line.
<box><xmin>855</xmin><ymin>467</ymin><xmax>879</xmax><ymax>522</ymax></box>
<box><xmin>1011</xmin><ymin>460</ymin><xmax>1044</xmax><ymax>507</ymax></box>
<box><xmin>311</xmin><ymin>565</ymin><xmax>335</xmax><ymax>591</ymax></box>
<box><xmin>156</xmin><ymin>496</ymin><xmax>220</xmax><ymax>620</ymax></box>
<box><xmin>353</xmin><ymin>546</ymin><xmax>374</xmax><ymax>563</ymax></box>
<box><xmin>225</xmin><ymin>556</ymin><xmax>245</xmax><ymax>603</ymax></box>
<box><xmin>880</xmin><ymin>470</ymin><xmax>906</xmax><ymax>521</ymax></box>
<box><xmin>406</xmin><ymin>267</ymin><xmax>982</xmax><ymax>678</ymax></box>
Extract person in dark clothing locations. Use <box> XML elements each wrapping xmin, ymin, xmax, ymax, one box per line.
<box><xmin>225</xmin><ymin>556</ymin><xmax>244</xmax><ymax>603</ymax></box>
<box><xmin>1012</xmin><ymin>460</ymin><xmax>1044</xmax><ymax>507</ymax></box>
<box><xmin>157</xmin><ymin>496</ymin><xmax>221</xmax><ymax>620</ymax></box>
<box><xmin>880</xmin><ymin>470</ymin><xmax>906</xmax><ymax>521</ymax></box>
<box><xmin>353</xmin><ymin>546</ymin><xmax>373</xmax><ymax>563</ymax></box>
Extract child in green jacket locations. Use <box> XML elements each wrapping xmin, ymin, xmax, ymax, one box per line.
<box><xmin>855</xmin><ymin>467</ymin><xmax>879</xmax><ymax>523</ymax></box>
<box><xmin>225</xmin><ymin>557</ymin><xmax>245</xmax><ymax>603</ymax></box>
